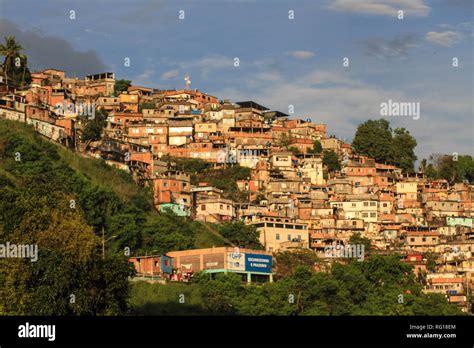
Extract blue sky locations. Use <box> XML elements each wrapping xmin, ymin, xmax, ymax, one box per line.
<box><xmin>0</xmin><ymin>0</ymin><xmax>472</xmax><ymax>160</ymax></box>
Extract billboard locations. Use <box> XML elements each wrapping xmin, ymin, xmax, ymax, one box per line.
<box><xmin>227</xmin><ymin>251</ymin><xmax>245</xmax><ymax>271</ymax></box>
<box><xmin>179</xmin><ymin>255</ymin><xmax>201</xmax><ymax>272</ymax></box>
<box><xmin>245</xmin><ymin>254</ymin><xmax>272</xmax><ymax>273</ymax></box>
<box><xmin>203</xmin><ymin>253</ymin><xmax>224</xmax><ymax>270</ymax></box>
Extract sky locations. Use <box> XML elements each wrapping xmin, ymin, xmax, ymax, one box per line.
<box><xmin>0</xmin><ymin>0</ymin><xmax>472</xmax><ymax>160</ymax></box>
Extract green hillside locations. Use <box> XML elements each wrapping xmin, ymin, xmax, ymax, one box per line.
<box><xmin>0</xmin><ymin>119</ymin><xmax>243</xmax><ymax>255</ymax></box>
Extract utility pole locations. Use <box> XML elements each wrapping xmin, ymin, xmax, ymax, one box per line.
<box><xmin>102</xmin><ymin>226</ymin><xmax>105</xmax><ymax>259</ymax></box>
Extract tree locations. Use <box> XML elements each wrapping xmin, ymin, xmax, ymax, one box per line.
<box><xmin>432</xmin><ymin>154</ymin><xmax>474</xmax><ymax>184</ymax></box>
<box><xmin>0</xmin><ymin>182</ymin><xmax>135</xmax><ymax>315</ymax></box>
<box><xmin>323</xmin><ymin>149</ymin><xmax>341</xmax><ymax>172</ymax></box>
<box><xmin>353</xmin><ymin>119</ymin><xmax>418</xmax><ymax>172</ymax></box>
<box><xmin>434</xmin><ymin>154</ymin><xmax>455</xmax><ymax>182</ymax></box>
<box><xmin>274</xmin><ymin>249</ymin><xmax>319</xmax><ymax>279</ymax></box>
<box><xmin>194</xmin><ymin>272</ymin><xmax>244</xmax><ymax>314</ymax></box>
<box><xmin>277</xmin><ymin>133</ymin><xmax>292</xmax><ymax>149</ymax></box>
<box><xmin>424</xmin><ymin>252</ymin><xmax>437</xmax><ymax>273</ymax></box>
<box><xmin>352</xmin><ymin>119</ymin><xmax>393</xmax><ymax>163</ymax></box>
<box><xmin>0</xmin><ymin>36</ymin><xmax>31</xmax><ymax>86</ymax></box>
<box><xmin>425</xmin><ymin>164</ymin><xmax>438</xmax><ymax>179</ymax></box>
<box><xmin>114</xmin><ymin>79</ymin><xmax>132</xmax><ymax>96</ymax></box>
<box><xmin>309</xmin><ymin>139</ymin><xmax>323</xmax><ymax>154</ymax></box>
<box><xmin>457</xmin><ymin>155</ymin><xmax>474</xmax><ymax>183</ymax></box>
<box><xmin>391</xmin><ymin>127</ymin><xmax>417</xmax><ymax>173</ymax></box>
<box><xmin>140</xmin><ymin>102</ymin><xmax>155</xmax><ymax>111</ymax></box>
<box><xmin>81</xmin><ymin>109</ymin><xmax>108</xmax><ymax>143</ymax></box>
<box><xmin>288</xmin><ymin>146</ymin><xmax>301</xmax><ymax>156</ymax></box>
<box><xmin>420</xmin><ymin>158</ymin><xmax>438</xmax><ymax>179</ymax></box>
<box><xmin>218</xmin><ymin>222</ymin><xmax>262</xmax><ymax>249</ymax></box>
<box><xmin>349</xmin><ymin>233</ymin><xmax>372</xmax><ymax>254</ymax></box>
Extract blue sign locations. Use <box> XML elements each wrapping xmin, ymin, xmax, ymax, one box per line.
<box><xmin>245</xmin><ymin>254</ymin><xmax>272</xmax><ymax>273</ymax></box>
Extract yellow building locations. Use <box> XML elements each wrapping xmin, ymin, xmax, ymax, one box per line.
<box><xmin>250</xmin><ymin>216</ymin><xmax>309</xmax><ymax>252</ymax></box>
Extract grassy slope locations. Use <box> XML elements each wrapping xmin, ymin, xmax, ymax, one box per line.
<box><xmin>129</xmin><ymin>281</ymin><xmax>209</xmax><ymax>315</ymax></box>
<box><xmin>0</xmin><ymin>119</ymin><xmax>227</xmax><ymax>248</ymax></box>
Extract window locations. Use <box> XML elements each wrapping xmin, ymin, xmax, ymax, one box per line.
<box><xmin>363</xmin><ymin>202</ymin><xmax>369</xmax><ymax>207</ymax></box>
<box><xmin>287</xmin><ymin>234</ymin><xmax>291</xmax><ymax>241</ymax></box>
<box><xmin>362</xmin><ymin>213</ymin><xmax>368</xmax><ymax>218</ymax></box>
<box><xmin>276</xmin><ymin>233</ymin><xmax>280</xmax><ymax>240</ymax></box>
<box><xmin>220</xmin><ymin>204</ymin><xmax>223</xmax><ymax>210</ymax></box>
<box><xmin>297</xmin><ymin>235</ymin><xmax>301</xmax><ymax>241</ymax></box>
<box><xmin>410</xmin><ymin>238</ymin><xmax>415</xmax><ymax>242</ymax></box>
<box><xmin>422</xmin><ymin>237</ymin><xmax>426</xmax><ymax>242</ymax></box>
<box><xmin>370</xmin><ymin>213</ymin><xmax>376</xmax><ymax>217</ymax></box>
<box><xmin>370</xmin><ymin>202</ymin><xmax>376</xmax><ymax>206</ymax></box>
<box><xmin>201</xmin><ymin>205</ymin><xmax>206</xmax><ymax>211</ymax></box>
<box><xmin>383</xmin><ymin>203</ymin><xmax>388</xmax><ymax>207</ymax></box>
<box><xmin>275</xmin><ymin>223</ymin><xmax>284</xmax><ymax>228</ymax></box>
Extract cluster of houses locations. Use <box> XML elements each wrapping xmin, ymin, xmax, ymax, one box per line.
<box><xmin>0</xmin><ymin>68</ymin><xmax>472</xmax><ymax>312</ymax></box>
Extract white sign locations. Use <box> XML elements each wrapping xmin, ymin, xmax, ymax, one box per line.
<box><xmin>227</xmin><ymin>252</ymin><xmax>245</xmax><ymax>271</ymax></box>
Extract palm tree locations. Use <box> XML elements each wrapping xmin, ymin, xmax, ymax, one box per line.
<box><xmin>0</xmin><ymin>36</ymin><xmax>24</xmax><ymax>86</ymax></box>
<box><xmin>20</xmin><ymin>53</ymin><xmax>27</xmax><ymax>86</ymax></box>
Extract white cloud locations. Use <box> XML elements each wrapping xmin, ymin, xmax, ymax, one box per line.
<box><xmin>459</xmin><ymin>22</ymin><xmax>474</xmax><ymax>38</ymax></box>
<box><xmin>327</xmin><ymin>0</ymin><xmax>430</xmax><ymax>17</ymax></box>
<box><xmin>363</xmin><ymin>33</ymin><xmax>418</xmax><ymax>59</ymax></box>
<box><xmin>161</xmin><ymin>69</ymin><xmax>179</xmax><ymax>80</ymax></box>
<box><xmin>254</xmin><ymin>71</ymin><xmax>283</xmax><ymax>82</ymax></box>
<box><xmin>287</xmin><ymin>50</ymin><xmax>315</xmax><ymax>59</ymax></box>
<box><xmin>213</xmin><ymin>67</ymin><xmax>472</xmax><ymax>159</ymax></box>
<box><xmin>425</xmin><ymin>31</ymin><xmax>464</xmax><ymax>47</ymax></box>
<box><xmin>133</xmin><ymin>69</ymin><xmax>155</xmax><ymax>85</ymax></box>
<box><xmin>180</xmin><ymin>55</ymin><xmax>235</xmax><ymax>78</ymax></box>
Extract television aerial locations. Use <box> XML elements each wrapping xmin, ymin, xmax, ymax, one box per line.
<box><xmin>184</xmin><ymin>74</ymin><xmax>191</xmax><ymax>90</ymax></box>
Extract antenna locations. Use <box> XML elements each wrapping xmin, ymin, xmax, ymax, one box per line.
<box><xmin>184</xmin><ymin>74</ymin><xmax>191</xmax><ymax>90</ymax></box>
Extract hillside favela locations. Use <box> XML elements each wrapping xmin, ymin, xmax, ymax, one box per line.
<box><xmin>0</xmin><ymin>36</ymin><xmax>473</xmax><ymax>317</ymax></box>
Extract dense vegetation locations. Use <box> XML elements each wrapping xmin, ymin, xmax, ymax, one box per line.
<box><xmin>114</xmin><ymin>79</ymin><xmax>132</xmax><ymax>96</ymax></box>
<box><xmin>352</xmin><ymin>118</ymin><xmax>473</xmax><ymax>183</ymax></box>
<box><xmin>0</xmin><ymin>36</ymin><xmax>32</xmax><ymax>87</ymax></box>
<box><xmin>0</xmin><ymin>121</ymin><xmax>134</xmax><ymax>314</ymax></box>
<box><xmin>352</xmin><ymin>119</ymin><xmax>417</xmax><ymax>173</ymax></box>
<box><xmin>162</xmin><ymin>155</ymin><xmax>251</xmax><ymax>202</ymax></box>
<box><xmin>130</xmin><ymin>253</ymin><xmax>463</xmax><ymax>316</ymax></box>
<box><xmin>0</xmin><ymin>120</ymin><xmax>259</xmax><ymax>314</ymax></box>
<box><xmin>421</xmin><ymin>154</ymin><xmax>474</xmax><ymax>184</ymax></box>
